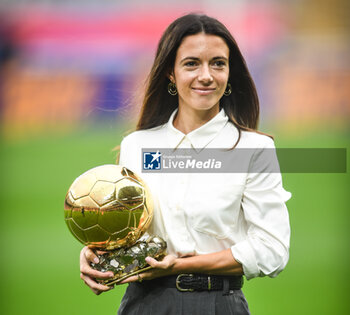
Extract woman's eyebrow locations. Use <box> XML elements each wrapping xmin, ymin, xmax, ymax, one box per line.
<box><xmin>180</xmin><ymin>56</ymin><xmax>200</xmax><ymax>62</ymax></box>
<box><xmin>180</xmin><ymin>56</ymin><xmax>228</xmax><ymax>63</ymax></box>
<box><xmin>212</xmin><ymin>56</ymin><xmax>228</xmax><ymax>61</ymax></box>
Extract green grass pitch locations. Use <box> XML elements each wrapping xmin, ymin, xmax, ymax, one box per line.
<box><xmin>0</xmin><ymin>122</ymin><xmax>349</xmax><ymax>314</ymax></box>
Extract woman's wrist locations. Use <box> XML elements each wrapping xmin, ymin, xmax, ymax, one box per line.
<box><xmin>169</xmin><ymin>256</ymin><xmax>194</xmax><ymax>274</ymax></box>
<box><xmin>173</xmin><ymin>257</ymin><xmax>183</xmax><ymax>274</ymax></box>
<box><xmin>164</xmin><ymin>250</ymin><xmax>244</xmax><ymax>276</ymax></box>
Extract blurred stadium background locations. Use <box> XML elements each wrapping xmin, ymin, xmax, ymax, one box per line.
<box><xmin>0</xmin><ymin>0</ymin><xmax>349</xmax><ymax>314</ymax></box>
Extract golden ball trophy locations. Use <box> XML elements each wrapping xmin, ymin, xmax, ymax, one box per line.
<box><xmin>64</xmin><ymin>164</ymin><xmax>167</xmax><ymax>286</ymax></box>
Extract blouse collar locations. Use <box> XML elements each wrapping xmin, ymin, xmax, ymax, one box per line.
<box><xmin>166</xmin><ymin>108</ymin><xmax>229</xmax><ymax>150</ymax></box>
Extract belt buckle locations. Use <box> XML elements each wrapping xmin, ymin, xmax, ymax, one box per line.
<box><xmin>176</xmin><ymin>274</ymin><xmax>194</xmax><ymax>292</ymax></box>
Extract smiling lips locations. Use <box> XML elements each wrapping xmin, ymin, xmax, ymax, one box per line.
<box><xmin>192</xmin><ymin>87</ymin><xmax>216</xmax><ymax>95</ymax></box>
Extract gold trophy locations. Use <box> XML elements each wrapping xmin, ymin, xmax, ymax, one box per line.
<box><xmin>64</xmin><ymin>164</ymin><xmax>167</xmax><ymax>286</ymax></box>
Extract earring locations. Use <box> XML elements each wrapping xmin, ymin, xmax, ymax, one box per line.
<box><xmin>168</xmin><ymin>82</ymin><xmax>178</xmax><ymax>96</ymax></box>
<box><xmin>224</xmin><ymin>83</ymin><xmax>232</xmax><ymax>96</ymax></box>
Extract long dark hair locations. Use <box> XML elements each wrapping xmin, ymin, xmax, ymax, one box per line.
<box><xmin>136</xmin><ymin>13</ymin><xmax>260</xmax><ymax>142</ymax></box>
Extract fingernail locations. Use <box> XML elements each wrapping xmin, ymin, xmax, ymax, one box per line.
<box><xmin>108</xmin><ymin>272</ymin><xmax>114</xmax><ymax>277</ymax></box>
<box><xmin>93</xmin><ymin>258</ymin><xmax>99</xmax><ymax>264</ymax></box>
<box><xmin>145</xmin><ymin>257</ymin><xmax>151</xmax><ymax>263</ymax></box>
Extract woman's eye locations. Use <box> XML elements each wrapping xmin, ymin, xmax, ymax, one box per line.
<box><xmin>213</xmin><ymin>60</ymin><xmax>226</xmax><ymax>67</ymax></box>
<box><xmin>184</xmin><ymin>61</ymin><xmax>197</xmax><ymax>67</ymax></box>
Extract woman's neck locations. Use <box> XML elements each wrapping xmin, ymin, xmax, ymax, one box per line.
<box><xmin>173</xmin><ymin>105</ymin><xmax>220</xmax><ymax>134</ymax></box>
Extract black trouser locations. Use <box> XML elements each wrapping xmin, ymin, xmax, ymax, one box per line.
<box><xmin>117</xmin><ymin>279</ymin><xmax>250</xmax><ymax>315</ymax></box>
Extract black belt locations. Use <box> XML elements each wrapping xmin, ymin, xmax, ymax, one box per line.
<box><xmin>141</xmin><ymin>274</ymin><xmax>243</xmax><ymax>292</ymax></box>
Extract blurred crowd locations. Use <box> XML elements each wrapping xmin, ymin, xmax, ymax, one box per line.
<box><xmin>0</xmin><ymin>0</ymin><xmax>349</xmax><ymax>138</ymax></box>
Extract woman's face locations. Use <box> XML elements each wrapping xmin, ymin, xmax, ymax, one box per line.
<box><xmin>170</xmin><ymin>33</ymin><xmax>230</xmax><ymax>114</ymax></box>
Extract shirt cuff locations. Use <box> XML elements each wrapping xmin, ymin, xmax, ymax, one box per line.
<box><xmin>278</xmin><ymin>187</ymin><xmax>292</xmax><ymax>202</ymax></box>
<box><xmin>231</xmin><ymin>240</ymin><xmax>260</xmax><ymax>280</ymax></box>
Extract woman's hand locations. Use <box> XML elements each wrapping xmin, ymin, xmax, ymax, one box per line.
<box><xmin>121</xmin><ymin>254</ymin><xmax>178</xmax><ymax>283</ymax></box>
<box><xmin>119</xmin><ymin>249</ymin><xmax>243</xmax><ymax>284</ymax></box>
<box><xmin>80</xmin><ymin>246</ymin><xmax>114</xmax><ymax>295</ymax></box>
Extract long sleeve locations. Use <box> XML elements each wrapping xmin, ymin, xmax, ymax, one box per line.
<box><xmin>231</xmin><ymin>137</ymin><xmax>291</xmax><ymax>280</ymax></box>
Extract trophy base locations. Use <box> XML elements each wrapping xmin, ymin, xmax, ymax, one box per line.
<box><xmin>103</xmin><ymin>265</ymin><xmax>153</xmax><ymax>286</ymax></box>
<box><xmin>90</xmin><ymin>235</ymin><xmax>167</xmax><ymax>286</ymax></box>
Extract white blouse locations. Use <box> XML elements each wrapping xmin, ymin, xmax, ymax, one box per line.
<box><xmin>119</xmin><ymin>109</ymin><xmax>291</xmax><ymax>280</ymax></box>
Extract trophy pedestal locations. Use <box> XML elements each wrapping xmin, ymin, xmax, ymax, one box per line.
<box><xmin>90</xmin><ymin>235</ymin><xmax>167</xmax><ymax>286</ymax></box>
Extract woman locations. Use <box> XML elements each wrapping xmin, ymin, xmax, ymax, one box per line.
<box><xmin>80</xmin><ymin>13</ymin><xmax>291</xmax><ymax>314</ymax></box>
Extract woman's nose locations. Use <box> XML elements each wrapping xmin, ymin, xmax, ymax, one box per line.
<box><xmin>198</xmin><ymin>65</ymin><xmax>213</xmax><ymax>83</ymax></box>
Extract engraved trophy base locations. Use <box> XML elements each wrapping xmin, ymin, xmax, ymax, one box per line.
<box><xmin>90</xmin><ymin>235</ymin><xmax>167</xmax><ymax>286</ymax></box>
